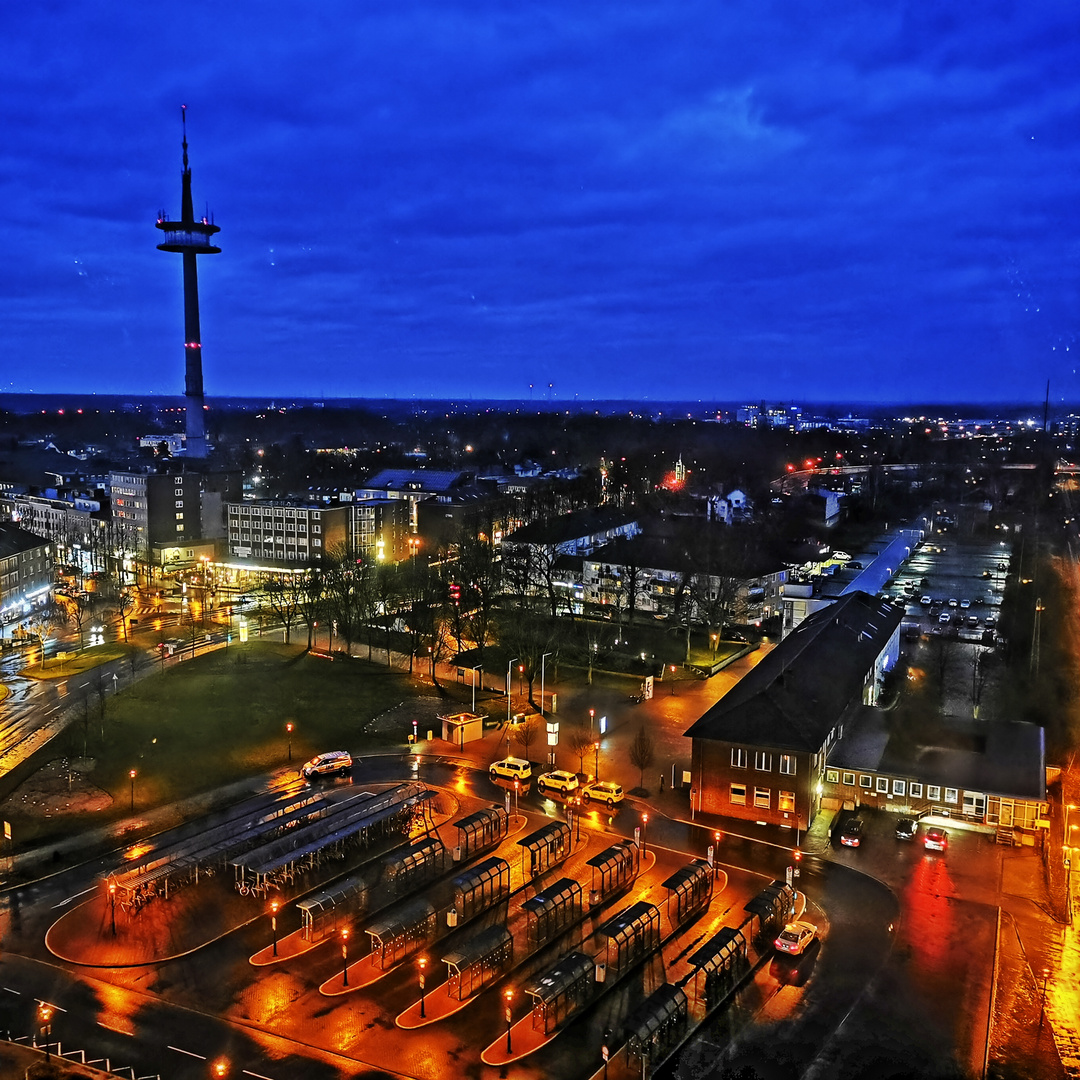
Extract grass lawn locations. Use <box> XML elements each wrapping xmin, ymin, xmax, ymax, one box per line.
<box><xmin>16</xmin><ymin>641</ymin><xmax>421</xmax><ymax>843</ymax></box>
<box><xmin>22</xmin><ymin>642</ymin><xmax>135</xmax><ymax>679</ymax></box>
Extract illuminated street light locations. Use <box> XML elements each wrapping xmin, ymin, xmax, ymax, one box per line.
<box><xmin>504</xmin><ymin>987</ymin><xmax>514</xmax><ymax>1053</ymax></box>
<box><xmin>418</xmin><ymin>955</ymin><xmax>428</xmax><ymax>1018</ymax></box>
<box><xmin>286</xmin><ymin>721</ymin><xmax>294</xmax><ymax>763</ymax></box>
<box><xmin>593</xmin><ymin>741</ymin><xmax>600</xmax><ymax>781</ymax></box>
<box><xmin>37</xmin><ymin>1002</ymin><xmax>53</xmax><ymax>1061</ymax></box>
<box><xmin>109</xmin><ymin>880</ymin><xmax>117</xmax><ymax>936</ymax></box>
<box><xmin>341</xmin><ymin>927</ymin><xmax>350</xmax><ymax>987</ymax></box>
<box><xmin>641</xmin><ymin>812</ymin><xmax>649</xmax><ymax>856</ymax></box>
<box><xmin>129</xmin><ymin>769</ymin><xmax>137</xmax><ymax>811</ymax></box>
<box><xmin>270</xmin><ymin>899</ymin><xmax>280</xmax><ymax>957</ymax></box>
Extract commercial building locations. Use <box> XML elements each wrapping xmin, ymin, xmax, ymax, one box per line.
<box><xmin>0</xmin><ymin>523</ymin><xmax>52</xmax><ymax>624</ymax></box>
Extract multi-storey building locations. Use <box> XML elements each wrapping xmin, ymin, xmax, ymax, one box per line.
<box><xmin>0</xmin><ymin>524</ymin><xmax>53</xmax><ymax>624</ymax></box>
<box><xmin>0</xmin><ymin>490</ymin><xmax>110</xmax><ymax>575</ymax></box>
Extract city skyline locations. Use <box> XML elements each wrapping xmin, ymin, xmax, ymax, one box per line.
<box><xmin>4</xmin><ymin>2</ymin><xmax>1078</xmax><ymax>403</ymax></box>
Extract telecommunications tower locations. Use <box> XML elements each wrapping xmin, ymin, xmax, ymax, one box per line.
<box><xmin>156</xmin><ymin>106</ymin><xmax>219</xmax><ymax>459</ymax></box>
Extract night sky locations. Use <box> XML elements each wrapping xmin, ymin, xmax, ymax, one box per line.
<box><xmin>4</xmin><ymin>3</ymin><xmax>1078</xmax><ymax>403</ymax></box>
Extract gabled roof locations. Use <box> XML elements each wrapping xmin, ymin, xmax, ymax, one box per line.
<box><xmin>358</xmin><ymin>469</ymin><xmax>471</xmax><ymax>493</ymax></box>
<box><xmin>503</xmin><ymin>509</ymin><xmax>637</xmax><ymax>547</ymax></box>
<box><xmin>684</xmin><ymin>591</ymin><xmax>902</xmax><ymax>751</ymax></box>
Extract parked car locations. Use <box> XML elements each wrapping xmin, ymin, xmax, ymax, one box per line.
<box><xmin>948</xmin><ymin>598</ymin><xmax>958</xmax><ymax>607</ymax></box>
<box><xmin>938</xmin><ymin>612</ymin><xmax>951</xmax><ymax>624</ymax></box>
<box><xmin>839</xmin><ymin>818</ymin><xmax>864</xmax><ymax>847</ymax></box>
<box><xmin>581</xmin><ymin>780</ymin><xmax>624</xmax><ymax>806</ymax></box>
<box><xmin>300</xmin><ymin>751</ymin><xmax>353</xmax><ymax>780</ymax></box>
<box><xmin>895</xmin><ymin>818</ymin><xmax>917</xmax><ymax>841</ymax></box>
<box><xmin>924</xmin><ymin>827</ymin><xmax>949</xmax><ymax>852</ymax></box>
<box><xmin>920</xmin><ymin>595</ymin><xmax>932</xmax><ymax>605</ymax></box>
<box><xmin>960</xmin><ymin>599</ymin><xmax>971</xmax><ymax>609</ymax></box>
<box><xmin>985</xmin><ymin>615</ymin><xmax>997</xmax><ymax>628</ymax></box>
<box><xmin>536</xmin><ymin>769</ymin><xmax>579</xmax><ymax>795</ymax></box>
<box><xmin>489</xmin><ymin>757</ymin><xmax>532</xmax><ymax>784</ymax></box>
<box><xmin>774</xmin><ymin>921</ymin><xmax>817</xmax><ymax>956</ymax></box>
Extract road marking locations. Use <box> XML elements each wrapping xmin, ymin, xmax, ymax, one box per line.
<box><xmin>98</xmin><ymin>1023</ymin><xmax>133</xmax><ymax>1036</ymax></box>
<box><xmin>2</xmin><ymin>987</ymin><xmax>20</xmax><ymax>995</ymax></box>
<box><xmin>53</xmin><ymin>886</ymin><xmax>96</xmax><ymax>909</ymax></box>
<box><xmin>168</xmin><ymin>1046</ymin><xmax>206</xmax><ymax>1059</ymax></box>
<box><xmin>243</xmin><ymin>1072</ymin><xmax>277</xmax><ymax>1080</ymax></box>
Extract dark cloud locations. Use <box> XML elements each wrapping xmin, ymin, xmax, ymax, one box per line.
<box><xmin>1</xmin><ymin>0</ymin><xmax>1077</xmax><ymax>401</ymax></box>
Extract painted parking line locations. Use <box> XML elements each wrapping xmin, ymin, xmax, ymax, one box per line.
<box><xmin>98</xmin><ymin>1023</ymin><xmax>133</xmax><ymax>1036</ymax></box>
<box><xmin>52</xmin><ymin>886</ymin><xmax>96</xmax><ymax>909</ymax></box>
<box><xmin>2</xmin><ymin>987</ymin><xmax>20</xmax><ymax>995</ymax></box>
<box><xmin>168</xmin><ymin>1046</ymin><xmax>206</xmax><ymax>1059</ymax></box>
<box><xmin>243</xmin><ymin>1071</ymin><xmax>278</xmax><ymax>1080</ymax></box>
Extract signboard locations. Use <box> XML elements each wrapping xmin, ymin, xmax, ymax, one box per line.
<box><xmin>546</xmin><ymin>720</ymin><xmax>559</xmax><ymax>747</ymax></box>
<box><xmin>643</xmin><ymin>675</ymin><xmax>654</xmax><ymax>700</ymax></box>
<box><xmin>239</xmin><ymin>619</ymin><xmax>249</xmax><ymax>643</ymax></box>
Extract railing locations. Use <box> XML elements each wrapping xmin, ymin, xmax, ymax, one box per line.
<box><xmin>11</xmin><ymin>1033</ymin><xmax>160</xmax><ymax>1079</ymax></box>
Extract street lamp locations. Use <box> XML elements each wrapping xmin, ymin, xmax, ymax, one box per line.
<box><xmin>1040</xmin><ymin>966</ymin><xmax>1051</xmax><ymax>1026</ymax></box>
<box><xmin>270</xmin><ymin>899</ymin><xmax>280</xmax><ymax>957</ymax></box>
<box><xmin>286</xmin><ymin>721</ymin><xmax>294</xmax><ymax>763</ymax></box>
<box><xmin>670</xmin><ymin>664</ymin><xmax>677</xmax><ymax>694</ymax></box>
<box><xmin>641</xmin><ymin>812</ymin><xmax>649</xmax><ymax>856</ymax></box>
<box><xmin>418</xmin><ymin>955</ymin><xmax>427</xmax><ymax>1018</ymax></box>
<box><xmin>109</xmin><ymin>880</ymin><xmax>117</xmax><ymax>936</ymax></box>
<box><xmin>341</xmin><ymin>927</ymin><xmax>350</xmax><ymax>986</ymax></box>
<box><xmin>504</xmin><ymin>987</ymin><xmax>514</xmax><ymax>1053</ymax></box>
<box><xmin>513</xmin><ymin>778</ymin><xmax>520</xmax><ymax>818</ymax></box>
<box><xmin>539</xmin><ymin>651</ymin><xmax>552</xmax><ymax>715</ymax></box>
<box><xmin>572</xmin><ymin>795</ymin><xmax>582</xmax><ymax>842</ymax></box>
<box><xmin>711</xmin><ymin>633</ymin><xmax>718</xmax><ymax>658</ymax></box>
<box><xmin>589</xmin><ymin>707</ymin><xmax>595</xmax><ymax>732</ymax></box>
<box><xmin>713</xmin><ymin>830</ymin><xmax>721</xmax><ymax>879</ymax></box>
<box><xmin>129</xmin><ymin>769</ymin><xmax>137</xmax><ymax>811</ymax></box>
<box><xmin>593</xmin><ymin>741</ymin><xmax>600</xmax><ymax>781</ymax></box>
<box><xmin>506</xmin><ymin>657</ymin><xmax>518</xmax><ymax>745</ymax></box>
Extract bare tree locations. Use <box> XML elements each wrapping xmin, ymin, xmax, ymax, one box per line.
<box><xmin>512</xmin><ymin>716</ymin><xmax>542</xmax><ymax>762</ymax></box>
<box><xmin>568</xmin><ymin>722</ymin><xmax>595</xmax><ymax>776</ymax></box>
<box><xmin>628</xmin><ymin>725</ymin><xmax>656</xmax><ymax>792</ymax></box>
<box><xmin>260</xmin><ymin>572</ymin><xmax>303</xmax><ymax>644</ymax></box>
<box><xmin>114</xmin><ymin>589</ymin><xmax>135</xmax><ymax>642</ymax></box>
<box><xmin>27</xmin><ymin>605</ymin><xmax>66</xmax><ymax>666</ymax></box>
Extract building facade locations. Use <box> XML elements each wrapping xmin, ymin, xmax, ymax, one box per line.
<box><xmin>0</xmin><ymin>524</ymin><xmax>53</xmax><ymax>624</ymax></box>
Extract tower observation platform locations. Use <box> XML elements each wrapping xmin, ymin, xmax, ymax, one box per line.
<box><xmin>156</xmin><ymin>105</ymin><xmax>219</xmax><ymax>459</ymax></box>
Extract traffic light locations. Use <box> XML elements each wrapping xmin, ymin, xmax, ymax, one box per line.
<box><xmin>793</xmin><ymin>849</ymin><xmax>802</xmax><ymax>862</ymax></box>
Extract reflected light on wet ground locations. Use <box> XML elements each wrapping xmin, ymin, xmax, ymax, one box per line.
<box><xmin>93</xmin><ymin>982</ymin><xmax>140</xmax><ymax>1037</ymax></box>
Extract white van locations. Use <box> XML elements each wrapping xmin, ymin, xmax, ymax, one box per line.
<box><xmin>489</xmin><ymin>757</ymin><xmax>532</xmax><ymax>783</ymax></box>
<box><xmin>300</xmin><ymin>751</ymin><xmax>353</xmax><ymax>779</ymax></box>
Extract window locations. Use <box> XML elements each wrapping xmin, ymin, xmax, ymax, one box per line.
<box><xmin>175</xmin><ymin>512</ymin><xmax>184</xmax><ymax>520</ymax></box>
<box><xmin>754</xmin><ymin>751</ymin><xmax>772</xmax><ymax>771</ymax></box>
<box><xmin>729</xmin><ymin>783</ymin><xmax>746</xmax><ymax>805</ymax></box>
<box><xmin>945</xmin><ymin>787</ymin><xmax>958</xmax><ymax>804</ymax></box>
<box><xmin>175</xmin><ymin>488</ymin><xmax>183</xmax><ymax>497</ymax></box>
<box><xmin>176</xmin><ymin>523</ymin><xmax>185</xmax><ymax>531</ymax></box>
<box><xmin>826</xmin><ymin>769</ymin><xmax>839</xmax><ymax>784</ymax></box>
<box><xmin>778</xmin><ymin>790</ymin><xmax>795</xmax><ymax>812</ymax></box>
<box><xmin>175</xmin><ymin>500</ymin><xmax>184</xmax><ymax>508</ymax></box>
<box><xmin>779</xmin><ymin>755</ymin><xmax>796</xmax><ymax>776</ymax></box>
<box><xmin>927</xmin><ymin>785</ymin><xmax>941</xmax><ymax>801</ymax></box>
<box><xmin>731</xmin><ymin>748</ymin><xmax>747</xmax><ymax>769</ymax></box>
<box><xmin>312</xmin><ymin>539</ymin><xmax>321</xmax><ymax>548</ymax></box>
<box><xmin>875</xmin><ymin>777</ymin><xmax>889</xmax><ymax>794</ymax></box>
<box><xmin>313</xmin><ymin>525</ymin><xmax>321</xmax><ymax>534</ymax></box>
<box><xmin>910</xmin><ymin>783</ymin><xmax>923</xmax><ymax>798</ymax></box>
<box><xmin>892</xmin><ymin>780</ymin><xmax>906</xmax><ymax>796</ymax></box>
<box><xmin>843</xmin><ymin>771</ymin><xmax>855</xmax><ymax>786</ymax></box>
<box><xmin>859</xmin><ymin>775</ymin><xmax>872</xmax><ymax>789</ymax></box>
<box><xmin>754</xmin><ymin>787</ymin><xmax>770</xmax><ymax>809</ymax></box>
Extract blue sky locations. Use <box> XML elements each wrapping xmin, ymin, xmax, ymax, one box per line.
<box><xmin>3</xmin><ymin>2</ymin><xmax>1078</xmax><ymax>402</ymax></box>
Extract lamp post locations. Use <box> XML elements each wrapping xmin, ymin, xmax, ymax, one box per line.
<box><xmin>539</xmin><ymin>652</ymin><xmax>552</xmax><ymax>715</ymax></box>
<box><xmin>109</xmin><ymin>880</ymin><xmax>117</xmax><ymax>936</ymax></box>
<box><xmin>593</xmin><ymin>741</ymin><xmax>600</xmax><ymax>782</ymax></box>
<box><xmin>572</xmin><ymin>795</ymin><xmax>582</xmax><ymax>842</ymax></box>
<box><xmin>506</xmin><ymin>657</ymin><xmax>518</xmax><ymax>746</ymax></box>
<box><xmin>418</xmin><ymin>955</ymin><xmax>427</xmax><ymax>1018</ymax></box>
<box><xmin>341</xmin><ymin>927</ymin><xmax>350</xmax><ymax>987</ymax></box>
<box><xmin>670</xmin><ymin>664</ymin><xmax>677</xmax><ymax>694</ymax></box>
<box><xmin>286</xmin><ymin>721</ymin><xmax>294</xmax><ymax>763</ymax></box>
<box><xmin>641</xmin><ymin>812</ymin><xmax>649</xmax><ymax>856</ymax></box>
<box><xmin>713</xmin><ymin>830</ymin><xmax>721</xmax><ymax>879</ymax></box>
<box><xmin>711</xmin><ymin>633</ymin><xmax>718</xmax><ymax>658</ymax></box>
<box><xmin>1039</xmin><ymin>966</ymin><xmax>1050</xmax><ymax>1026</ymax></box>
<box><xmin>504</xmin><ymin>988</ymin><xmax>514</xmax><ymax>1054</ymax></box>
<box><xmin>129</xmin><ymin>769</ymin><xmax>136</xmax><ymax>811</ymax></box>
<box><xmin>589</xmin><ymin>707</ymin><xmax>595</xmax><ymax>732</ymax></box>
<box><xmin>270</xmin><ymin>899</ymin><xmax>280</xmax><ymax>957</ymax></box>
<box><xmin>472</xmin><ymin>664</ymin><xmax>482</xmax><ymax>713</ymax></box>
<box><xmin>513</xmin><ymin>778</ymin><xmax>520</xmax><ymax>818</ymax></box>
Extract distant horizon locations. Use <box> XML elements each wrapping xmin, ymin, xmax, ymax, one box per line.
<box><xmin>1</xmin><ymin>390</ymin><xmax>1072</xmax><ymax>419</ymax></box>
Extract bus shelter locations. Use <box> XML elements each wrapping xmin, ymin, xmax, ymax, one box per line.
<box><xmin>517</xmin><ymin>821</ymin><xmax>570</xmax><ymax>881</ymax></box>
<box><xmin>382</xmin><ymin>835</ymin><xmax>446</xmax><ymax>895</ymax></box>
<box><xmin>688</xmin><ymin>926</ymin><xmax>748</xmax><ymax>1010</ymax></box>
<box><xmin>524</xmin><ymin>951</ymin><xmax>596</xmax><ymax>1035</ymax></box>
<box><xmin>661</xmin><ymin>860</ymin><xmax>713</xmax><ymax>927</ymax></box>
<box><xmin>296</xmin><ymin>873</ymin><xmax>371</xmax><ymax>943</ymax></box>
<box><xmin>441</xmin><ymin>925</ymin><xmax>513</xmax><ymax>1001</ymax></box>
<box><xmin>625</xmin><ymin>983</ymin><xmax>688</xmax><ymax>1067</ymax></box>
<box><xmin>522</xmin><ymin>877</ymin><xmax>583</xmax><ymax>950</ymax></box>
<box><xmin>366</xmin><ymin>896</ymin><xmax>437</xmax><ymax>970</ymax></box>
<box><xmin>451</xmin><ymin>856</ymin><xmax>511</xmax><ymax>924</ymax></box>
<box><xmin>743</xmin><ymin>880</ymin><xmax>795</xmax><ymax>940</ymax></box>
<box><xmin>453</xmin><ymin>806</ymin><xmax>507</xmax><ymax>860</ymax></box>
<box><xmin>586</xmin><ymin>841</ymin><xmax>639</xmax><ymax>908</ymax></box>
<box><xmin>596</xmin><ymin>901</ymin><xmax>661</xmax><ymax>978</ymax></box>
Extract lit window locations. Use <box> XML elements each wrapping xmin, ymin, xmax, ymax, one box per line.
<box><xmin>175</xmin><ymin>513</ymin><xmax>184</xmax><ymax>520</ymax></box>
<box><xmin>779</xmin><ymin>755</ymin><xmax>796</xmax><ymax>776</ymax></box>
<box><xmin>729</xmin><ymin>783</ymin><xmax>746</xmax><ymax>805</ymax></box>
<box><xmin>754</xmin><ymin>787</ymin><xmax>770</xmax><ymax>809</ymax></box>
<box><xmin>927</xmin><ymin>785</ymin><xmax>941</xmax><ymax>801</ymax></box>
<box><xmin>945</xmin><ymin>787</ymin><xmax>958</xmax><ymax>803</ymax></box>
<box><xmin>778</xmin><ymin>790</ymin><xmax>795</xmax><ymax>812</ymax></box>
<box><xmin>826</xmin><ymin>769</ymin><xmax>839</xmax><ymax>784</ymax></box>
